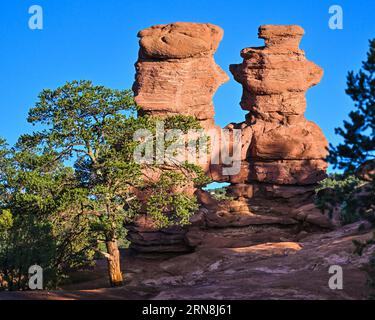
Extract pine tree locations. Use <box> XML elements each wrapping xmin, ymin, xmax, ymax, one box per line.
<box><xmin>328</xmin><ymin>39</ymin><xmax>375</xmax><ymax>174</ymax></box>
<box><xmin>15</xmin><ymin>80</ymin><xmax>206</xmax><ymax>288</ymax></box>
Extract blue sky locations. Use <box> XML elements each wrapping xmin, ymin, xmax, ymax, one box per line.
<box><xmin>1</xmin><ymin>0</ymin><xmax>374</xmax><ymax>160</ymax></box>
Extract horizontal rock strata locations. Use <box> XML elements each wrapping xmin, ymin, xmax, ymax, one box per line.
<box><xmin>133</xmin><ymin>22</ymin><xmax>229</xmax><ymax>130</ymax></box>
<box><xmin>129</xmin><ymin>23</ymin><xmax>331</xmax><ymax>253</ymax></box>
<box><xmin>189</xmin><ymin>25</ymin><xmax>331</xmax><ymax>250</ymax></box>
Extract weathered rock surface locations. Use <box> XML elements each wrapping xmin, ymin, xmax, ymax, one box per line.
<box><xmin>186</xmin><ymin>188</ymin><xmax>333</xmax><ymax>249</ymax></box>
<box><xmin>126</xmin><ymin>215</ymin><xmax>192</xmax><ymax>253</ymax></box>
<box><xmin>228</xmin><ymin>24</ymin><xmax>328</xmax><ymax>185</ymax></box>
<box><xmin>213</xmin><ymin>159</ymin><xmax>328</xmax><ymax>185</ymax></box>
<box><xmin>129</xmin><ymin>23</ymin><xmax>331</xmax><ymax>254</ymax></box>
<box><xmin>133</xmin><ymin>22</ymin><xmax>229</xmax><ymax>129</ymax></box>
<box><xmin>5</xmin><ymin>222</ymin><xmax>374</xmax><ymax>300</ymax></box>
<box><xmin>195</xmin><ymin>24</ymin><xmax>331</xmax><ymax>248</ymax></box>
<box><xmin>149</xmin><ymin>222</ymin><xmax>374</xmax><ymax>300</ymax></box>
<box><xmin>250</xmin><ymin>121</ymin><xmax>328</xmax><ymax>160</ymax></box>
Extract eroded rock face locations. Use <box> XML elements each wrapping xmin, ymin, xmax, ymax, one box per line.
<box><xmin>186</xmin><ymin>25</ymin><xmax>331</xmax><ymax>250</ymax></box>
<box><xmin>228</xmin><ymin>25</ymin><xmax>328</xmax><ymax>185</ymax></box>
<box><xmin>149</xmin><ymin>222</ymin><xmax>374</xmax><ymax>300</ymax></box>
<box><xmin>129</xmin><ymin>22</ymin><xmax>229</xmax><ymax>253</ymax></box>
<box><xmin>127</xmin><ymin>215</ymin><xmax>192</xmax><ymax>254</ymax></box>
<box><xmin>129</xmin><ymin>23</ymin><xmax>331</xmax><ymax>254</ymax></box>
<box><xmin>7</xmin><ymin>222</ymin><xmax>374</xmax><ymax>300</ymax></box>
<box><xmin>133</xmin><ymin>22</ymin><xmax>229</xmax><ymax>129</ymax></box>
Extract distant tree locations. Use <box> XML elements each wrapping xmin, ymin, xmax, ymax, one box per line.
<box><xmin>322</xmin><ymin>39</ymin><xmax>375</xmax><ymax>225</ymax></box>
<box><xmin>328</xmin><ymin>39</ymin><xmax>375</xmax><ymax>173</ymax></box>
<box><xmin>320</xmin><ymin>40</ymin><xmax>375</xmax><ymax>297</ymax></box>
<box><xmin>0</xmin><ymin>138</ymin><xmax>11</xmax><ymax>207</ymax></box>
<box><xmin>19</xmin><ymin>80</ymin><xmax>207</xmax><ymax>287</ymax></box>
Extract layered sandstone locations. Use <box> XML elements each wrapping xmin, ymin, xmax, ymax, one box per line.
<box><xmin>133</xmin><ymin>22</ymin><xmax>229</xmax><ymax>129</ymax></box>
<box><xmin>9</xmin><ymin>222</ymin><xmax>375</xmax><ymax>299</ymax></box>
<box><xmin>228</xmin><ymin>25</ymin><xmax>328</xmax><ymax>186</ymax></box>
<box><xmin>185</xmin><ymin>25</ymin><xmax>331</xmax><ymax>249</ymax></box>
<box><xmin>129</xmin><ymin>23</ymin><xmax>331</xmax><ymax>253</ymax></box>
<box><xmin>130</xmin><ymin>22</ymin><xmax>229</xmax><ymax>253</ymax></box>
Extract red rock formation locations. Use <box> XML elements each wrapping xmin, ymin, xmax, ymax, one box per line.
<box><xmin>130</xmin><ymin>23</ymin><xmax>332</xmax><ymax>253</ymax></box>
<box><xmin>130</xmin><ymin>22</ymin><xmax>229</xmax><ymax>253</ymax></box>
<box><xmin>133</xmin><ymin>22</ymin><xmax>229</xmax><ymax>130</ymax></box>
<box><xmin>187</xmin><ymin>25</ymin><xmax>331</xmax><ymax>250</ymax></box>
<box><xmin>229</xmin><ymin>24</ymin><xmax>328</xmax><ymax>186</ymax></box>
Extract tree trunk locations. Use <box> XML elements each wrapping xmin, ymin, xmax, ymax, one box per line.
<box><xmin>105</xmin><ymin>239</ymin><xmax>123</xmax><ymax>287</ymax></box>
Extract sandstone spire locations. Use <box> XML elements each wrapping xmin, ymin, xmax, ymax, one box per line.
<box><xmin>133</xmin><ymin>22</ymin><xmax>229</xmax><ymax>129</ymax></box>
<box><xmin>187</xmin><ymin>25</ymin><xmax>332</xmax><ymax>251</ymax></box>
<box><xmin>228</xmin><ymin>25</ymin><xmax>328</xmax><ymax>186</ymax></box>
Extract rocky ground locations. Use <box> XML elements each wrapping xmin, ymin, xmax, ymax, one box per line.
<box><xmin>1</xmin><ymin>222</ymin><xmax>374</xmax><ymax>300</ymax></box>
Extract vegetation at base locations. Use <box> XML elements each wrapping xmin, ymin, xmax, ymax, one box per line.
<box><xmin>208</xmin><ymin>187</ymin><xmax>233</xmax><ymax>201</ymax></box>
<box><xmin>0</xmin><ymin>80</ymin><xmax>209</xmax><ymax>290</ymax></box>
<box><xmin>315</xmin><ymin>174</ymin><xmax>364</xmax><ymax>224</ymax></box>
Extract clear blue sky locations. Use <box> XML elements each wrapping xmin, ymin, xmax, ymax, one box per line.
<box><xmin>1</xmin><ymin>0</ymin><xmax>374</xmax><ymax>158</ymax></box>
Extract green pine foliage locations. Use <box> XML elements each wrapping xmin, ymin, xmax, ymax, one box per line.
<box><xmin>315</xmin><ymin>174</ymin><xmax>363</xmax><ymax>224</ymax></box>
<box><xmin>327</xmin><ymin>39</ymin><xmax>375</xmax><ymax>173</ymax></box>
<box><xmin>0</xmin><ymin>80</ymin><xmax>209</xmax><ymax>290</ymax></box>
<box><xmin>319</xmin><ymin>39</ymin><xmax>375</xmax><ymax>225</ymax></box>
<box><xmin>321</xmin><ymin>39</ymin><xmax>375</xmax><ymax>298</ymax></box>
